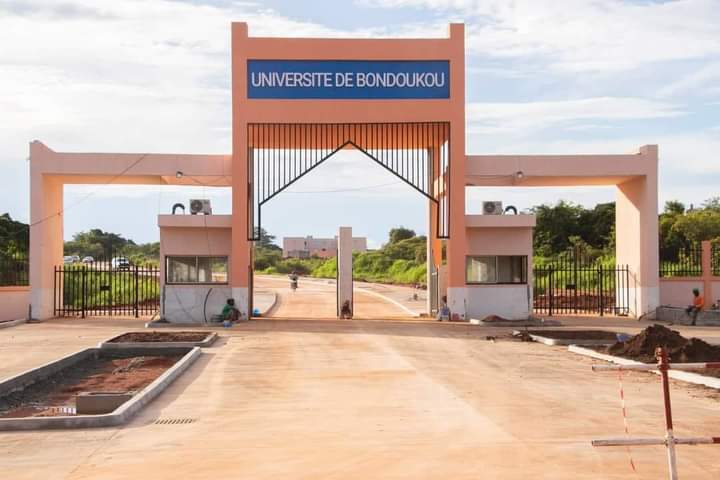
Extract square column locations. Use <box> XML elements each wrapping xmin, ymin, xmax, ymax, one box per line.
<box><xmin>337</xmin><ymin>226</ymin><xmax>353</xmax><ymax>317</ymax></box>
<box><xmin>29</xmin><ymin>142</ymin><xmax>64</xmax><ymax>320</ymax></box>
<box><xmin>616</xmin><ymin>145</ymin><xmax>659</xmax><ymax>316</ymax></box>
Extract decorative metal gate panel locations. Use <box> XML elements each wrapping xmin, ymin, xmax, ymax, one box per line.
<box><xmin>54</xmin><ymin>261</ymin><xmax>160</xmax><ymax>317</ymax></box>
<box><xmin>247</xmin><ymin>122</ymin><xmax>450</xmax><ymax>241</ymax></box>
<box><xmin>533</xmin><ymin>256</ymin><xmax>630</xmax><ymax>316</ymax></box>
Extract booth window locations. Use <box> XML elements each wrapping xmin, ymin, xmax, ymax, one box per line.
<box><xmin>166</xmin><ymin>256</ymin><xmax>228</xmax><ymax>284</ymax></box>
<box><xmin>466</xmin><ymin>256</ymin><xmax>527</xmax><ymax>284</ymax></box>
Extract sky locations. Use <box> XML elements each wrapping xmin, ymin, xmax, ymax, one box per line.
<box><xmin>1</xmin><ymin>0</ymin><xmax>719</xmax><ymax>249</ymax></box>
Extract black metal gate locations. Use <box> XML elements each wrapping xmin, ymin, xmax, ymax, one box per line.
<box><xmin>533</xmin><ymin>256</ymin><xmax>630</xmax><ymax>316</ymax></box>
<box><xmin>54</xmin><ymin>262</ymin><xmax>160</xmax><ymax>317</ymax></box>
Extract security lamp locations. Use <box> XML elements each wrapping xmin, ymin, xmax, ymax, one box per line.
<box><xmin>515</xmin><ymin>170</ymin><xmax>524</xmax><ymax>179</ymax></box>
<box><xmin>176</xmin><ymin>170</ymin><xmax>184</xmax><ymax>179</ymax></box>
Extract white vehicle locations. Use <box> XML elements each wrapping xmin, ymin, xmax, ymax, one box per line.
<box><xmin>82</xmin><ymin>256</ymin><xmax>94</xmax><ymax>264</ymax></box>
<box><xmin>111</xmin><ymin>257</ymin><xmax>131</xmax><ymax>270</ymax></box>
<box><xmin>63</xmin><ymin>256</ymin><xmax>75</xmax><ymax>265</ymax></box>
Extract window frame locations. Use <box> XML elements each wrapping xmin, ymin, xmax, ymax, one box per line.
<box><xmin>465</xmin><ymin>255</ymin><xmax>528</xmax><ymax>285</ymax></box>
<box><xmin>165</xmin><ymin>255</ymin><xmax>229</xmax><ymax>285</ymax></box>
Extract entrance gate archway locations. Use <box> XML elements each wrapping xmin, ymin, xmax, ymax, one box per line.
<box><xmin>247</xmin><ymin>122</ymin><xmax>450</xmax><ymax>241</ymax></box>
<box><xmin>247</xmin><ymin>122</ymin><xmax>450</xmax><ymax>318</ymax></box>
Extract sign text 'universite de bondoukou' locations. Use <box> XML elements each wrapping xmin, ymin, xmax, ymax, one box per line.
<box><xmin>247</xmin><ymin>60</ymin><xmax>450</xmax><ymax>99</ymax></box>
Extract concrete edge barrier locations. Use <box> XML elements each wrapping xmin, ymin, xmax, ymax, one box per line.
<box><xmin>470</xmin><ymin>319</ymin><xmax>562</xmax><ymax>327</ymax></box>
<box><xmin>514</xmin><ymin>331</ymin><xmax>616</xmax><ymax>347</ymax></box>
<box><xmin>99</xmin><ymin>332</ymin><xmax>218</xmax><ymax>349</ymax></box>
<box><xmin>568</xmin><ymin>345</ymin><xmax>720</xmax><ymax>390</ymax></box>
<box><xmin>258</xmin><ymin>291</ymin><xmax>278</xmax><ymax>317</ymax></box>
<box><xmin>0</xmin><ymin>318</ymin><xmax>28</xmax><ymax>330</ymax></box>
<box><xmin>0</xmin><ymin>347</ymin><xmax>201</xmax><ymax>431</ymax></box>
<box><xmin>1</xmin><ymin>348</ymin><xmax>97</xmax><ymax>394</ymax></box>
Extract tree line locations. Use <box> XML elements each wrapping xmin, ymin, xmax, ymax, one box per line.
<box><xmin>2</xmin><ymin>196</ymin><xmax>719</xmax><ymax>271</ymax></box>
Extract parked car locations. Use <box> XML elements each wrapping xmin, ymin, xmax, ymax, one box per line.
<box><xmin>82</xmin><ymin>256</ymin><xmax>94</xmax><ymax>264</ymax></box>
<box><xmin>111</xmin><ymin>257</ymin><xmax>131</xmax><ymax>270</ymax></box>
<box><xmin>63</xmin><ymin>255</ymin><xmax>75</xmax><ymax>265</ymax></box>
<box><xmin>71</xmin><ymin>255</ymin><xmax>80</xmax><ymax>263</ymax></box>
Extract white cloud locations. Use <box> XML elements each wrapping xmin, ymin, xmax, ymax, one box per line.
<box><xmin>657</xmin><ymin>62</ymin><xmax>720</xmax><ymax>98</ymax></box>
<box><xmin>466</xmin><ymin>97</ymin><xmax>684</xmax><ymax>133</ymax></box>
<box><xmin>365</xmin><ymin>0</ymin><xmax>720</xmax><ymax>72</ymax></box>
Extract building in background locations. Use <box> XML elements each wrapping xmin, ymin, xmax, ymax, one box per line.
<box><xmin>283</xmin><ymin>236</ymin><xmax>367</xmax><ymax>259</ymax></box>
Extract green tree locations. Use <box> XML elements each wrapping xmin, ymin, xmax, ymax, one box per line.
<box><xmin>0</xmin><ymin>214</ymin><xmax>29</xmax><ymax>255</ymax></box>
<box><xmin>388</xmin><ymin>227</ymin><xmax>415</xmax><ymax>244</ymax></box>
<box><xmin>253</xmin><ymin>227</ymin><xmax>281</xmax><ymax>251</ymax></box>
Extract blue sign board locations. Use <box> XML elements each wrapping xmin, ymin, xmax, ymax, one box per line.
<box><xmin>247</xmin><ymin>60</ymin><xmax>450</xmax><ymax>99</ymax></box>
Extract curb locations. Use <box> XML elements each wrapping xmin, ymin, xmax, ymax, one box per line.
<box><xmin>0</xmin><ymin>318</ymin><xmax>28</xmax><ymax>330</ymax></box>
<box><xmin>568</xmin><ymin>345</ymin><xmax>720</xmax><ymax>390</ymax></box>
<box><xmin>99</xmin><ymin>332</ymin><xmax>218</xmax><ymax>349</ymax></box>
<box><xmin>515</xmin><ymin>331</ymin><xmax>618</xmax><ymax>346</ymax></box>
<box><xmin>470</xmin><ymin>319</ymin><xmax>562</xmax><ymax>327</ymax></box>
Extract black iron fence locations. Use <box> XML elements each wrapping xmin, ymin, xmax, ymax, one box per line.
<box><xmin>0</xmin><ymin>253</ymin><xmax>29</xmax><ymax>286</ymax></box>
<box><xmin>713</xmin><ymin>244</ymin><xmax>720</xmax><ymax>277</ymax></box>
<box><xmin>659</xmin><ymin>246</ymin><xmax>702</xmax><ymax>277</ymax></box>
<box><xmin>533</xmin><ymin>257</ymin><xmax>630</xmax><ymax>316</ymax></box>
<box><xmin>54</xmin><ymin>260</ymin><xmax>159</xmax><ymax>317</ymax></box>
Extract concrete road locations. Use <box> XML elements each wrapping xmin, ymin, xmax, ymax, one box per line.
<box><xmin>2</xmin><ymin>317</ymin><xmax>720</xmax><ymax>479</ymax></box>
<box><xmin>255</xmin><ymin>274</ymin><xmax>417</xmax><ymax>318</ymax></box>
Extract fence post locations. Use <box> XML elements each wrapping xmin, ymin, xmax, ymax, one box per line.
<box><xmin>701</xmin><ymin>240</ymin><xmax>713</xmax><ymax>307</ymax></box>
<box><xmin>81</xmin><ymin>266</ymin><xmax>87</xmax><ymax>319</ymax></box>
<box><xmin>598</xmin><ymin>264</ymin><xmax>604</xmax><ymax>317</ymax></box>
<box><xmin>548</xmin><ymin>266</ymin><xmax>554</xmax><ymax>316</ymax></box>
<box><xmin>134</xmin><ymin>265</ymin><xmax>139</xmax><ymax>318</ymax></box>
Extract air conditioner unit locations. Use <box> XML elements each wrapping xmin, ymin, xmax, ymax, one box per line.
<box><xmin>189</xmin><ymin>199</ymin><xmax>212</xmax><ymax>215</ymax></box>
<box><xmin>482</xmin><ymin>201</ymin><xmax>503</xmax><ymax>215</ymax></box>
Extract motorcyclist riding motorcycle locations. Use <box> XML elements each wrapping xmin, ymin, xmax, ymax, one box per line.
<box><xmin>289</xmin><ymin>271</ymin><xmax>299</xmax><ymax>291</ymax></box>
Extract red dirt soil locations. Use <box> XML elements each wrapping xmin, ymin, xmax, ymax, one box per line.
<box><xmin>109</xmin><ymin>331</ymin><xmax>210</xmax><ymax>343</ymax></box>
<box><xmin>605</xmin><ymin>324</ymin><xmax>720</xmax><ymax>365</ymax></box>
<box><xmin>0</xmin><ymin>355</ymin><xmax>181</xmax><ymax>418</ymax></box>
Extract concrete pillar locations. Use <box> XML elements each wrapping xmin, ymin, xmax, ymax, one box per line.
<box><xmin>616</xmin><ymin>145</ymin><xmax>659</xmax><ymax>317</ymax></box>
<box><xmin>29</xmin><ymin>141</ymin><xmax>64</xmax><ymax>319</ymax></box>
<box><xmin>230</xmin><ymin>23</ymin><xmax>252</xmax><ymax>318</ymax></box>
<box><xmin>337</xmin><ymin>226</ymin><xmax>353</xmax><ymax>317</ymax></box>
<box><xmin>701</xmin><ymin>240</ymin><xmax>713</xmax><ymax>305</ymax></box>
<box><xmin>445</xmin><ymin>23</ymin><xmax>468</xmax><ymax>320</ymax></box>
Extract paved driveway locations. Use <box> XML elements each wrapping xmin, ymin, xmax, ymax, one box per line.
<box><xmin>1</xmin><ymin>317</ymin><xmax>720</xmax><ymax>479</ymax></box>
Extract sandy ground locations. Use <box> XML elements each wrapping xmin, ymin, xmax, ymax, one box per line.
<box><xmin>1</xmin><ymin>316</ymin><xmax>720</xmax><ymax>479</ymax></box>
<box><xmin>255</xmin><ymin>274</ymin><xmax>416</xmax><ymax>318</ymax></box>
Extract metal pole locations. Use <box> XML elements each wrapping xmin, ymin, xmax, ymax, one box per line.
<box><xmin>657</xmin><ymin>346</ymin><xmax>679</xmax><ymax>480</ymax></box>
<box><xmin>81</xmin><ymin>266</ymin><xmax>87</xmax><ymax>319</ymax></box>
<box><xmin>134</xmin><ymin>265</ymin><xmax>139</xmax><ymax>318</ymax></box>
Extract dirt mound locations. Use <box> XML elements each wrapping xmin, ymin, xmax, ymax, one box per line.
<box><xmin>606</xmin><ymin>324</ymin><xmax>720</xmax><ymax>363</ymax></box>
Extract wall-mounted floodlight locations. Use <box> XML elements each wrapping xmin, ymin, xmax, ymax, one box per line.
<box><xmin>176</xmin><ymin>170</ymin><xmax>184</xmax><ymax>179</ymax></box>
<box><xmin>515</xmin><ymin>170</ymin><xmax>524</xmax><ymax>180</ymax></box>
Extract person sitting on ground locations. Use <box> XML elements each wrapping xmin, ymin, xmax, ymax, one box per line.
<box><xmin>437</xmin><ymin>295</ymin><xmax>450</xmax><ymax>322</ymax></box>
<box><xmin>685</xmin><ymin>288</ymin><xmax>704</xmax><ymax>326</ymax></box>
<box><xmin>221</xmin><ymin>298</ymin><xmax>240</xmax><ymax>323</ymax></box>
<box><xmin>340</xmin><ymin>300</ymin><xmax>352</xmax><ymax>319</ymax></box>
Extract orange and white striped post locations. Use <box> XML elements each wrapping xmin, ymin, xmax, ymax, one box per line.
<box><xmin>591</xmin><ymin>347</ymin><xmax>720</xmax><ymax>480</ymax></box>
